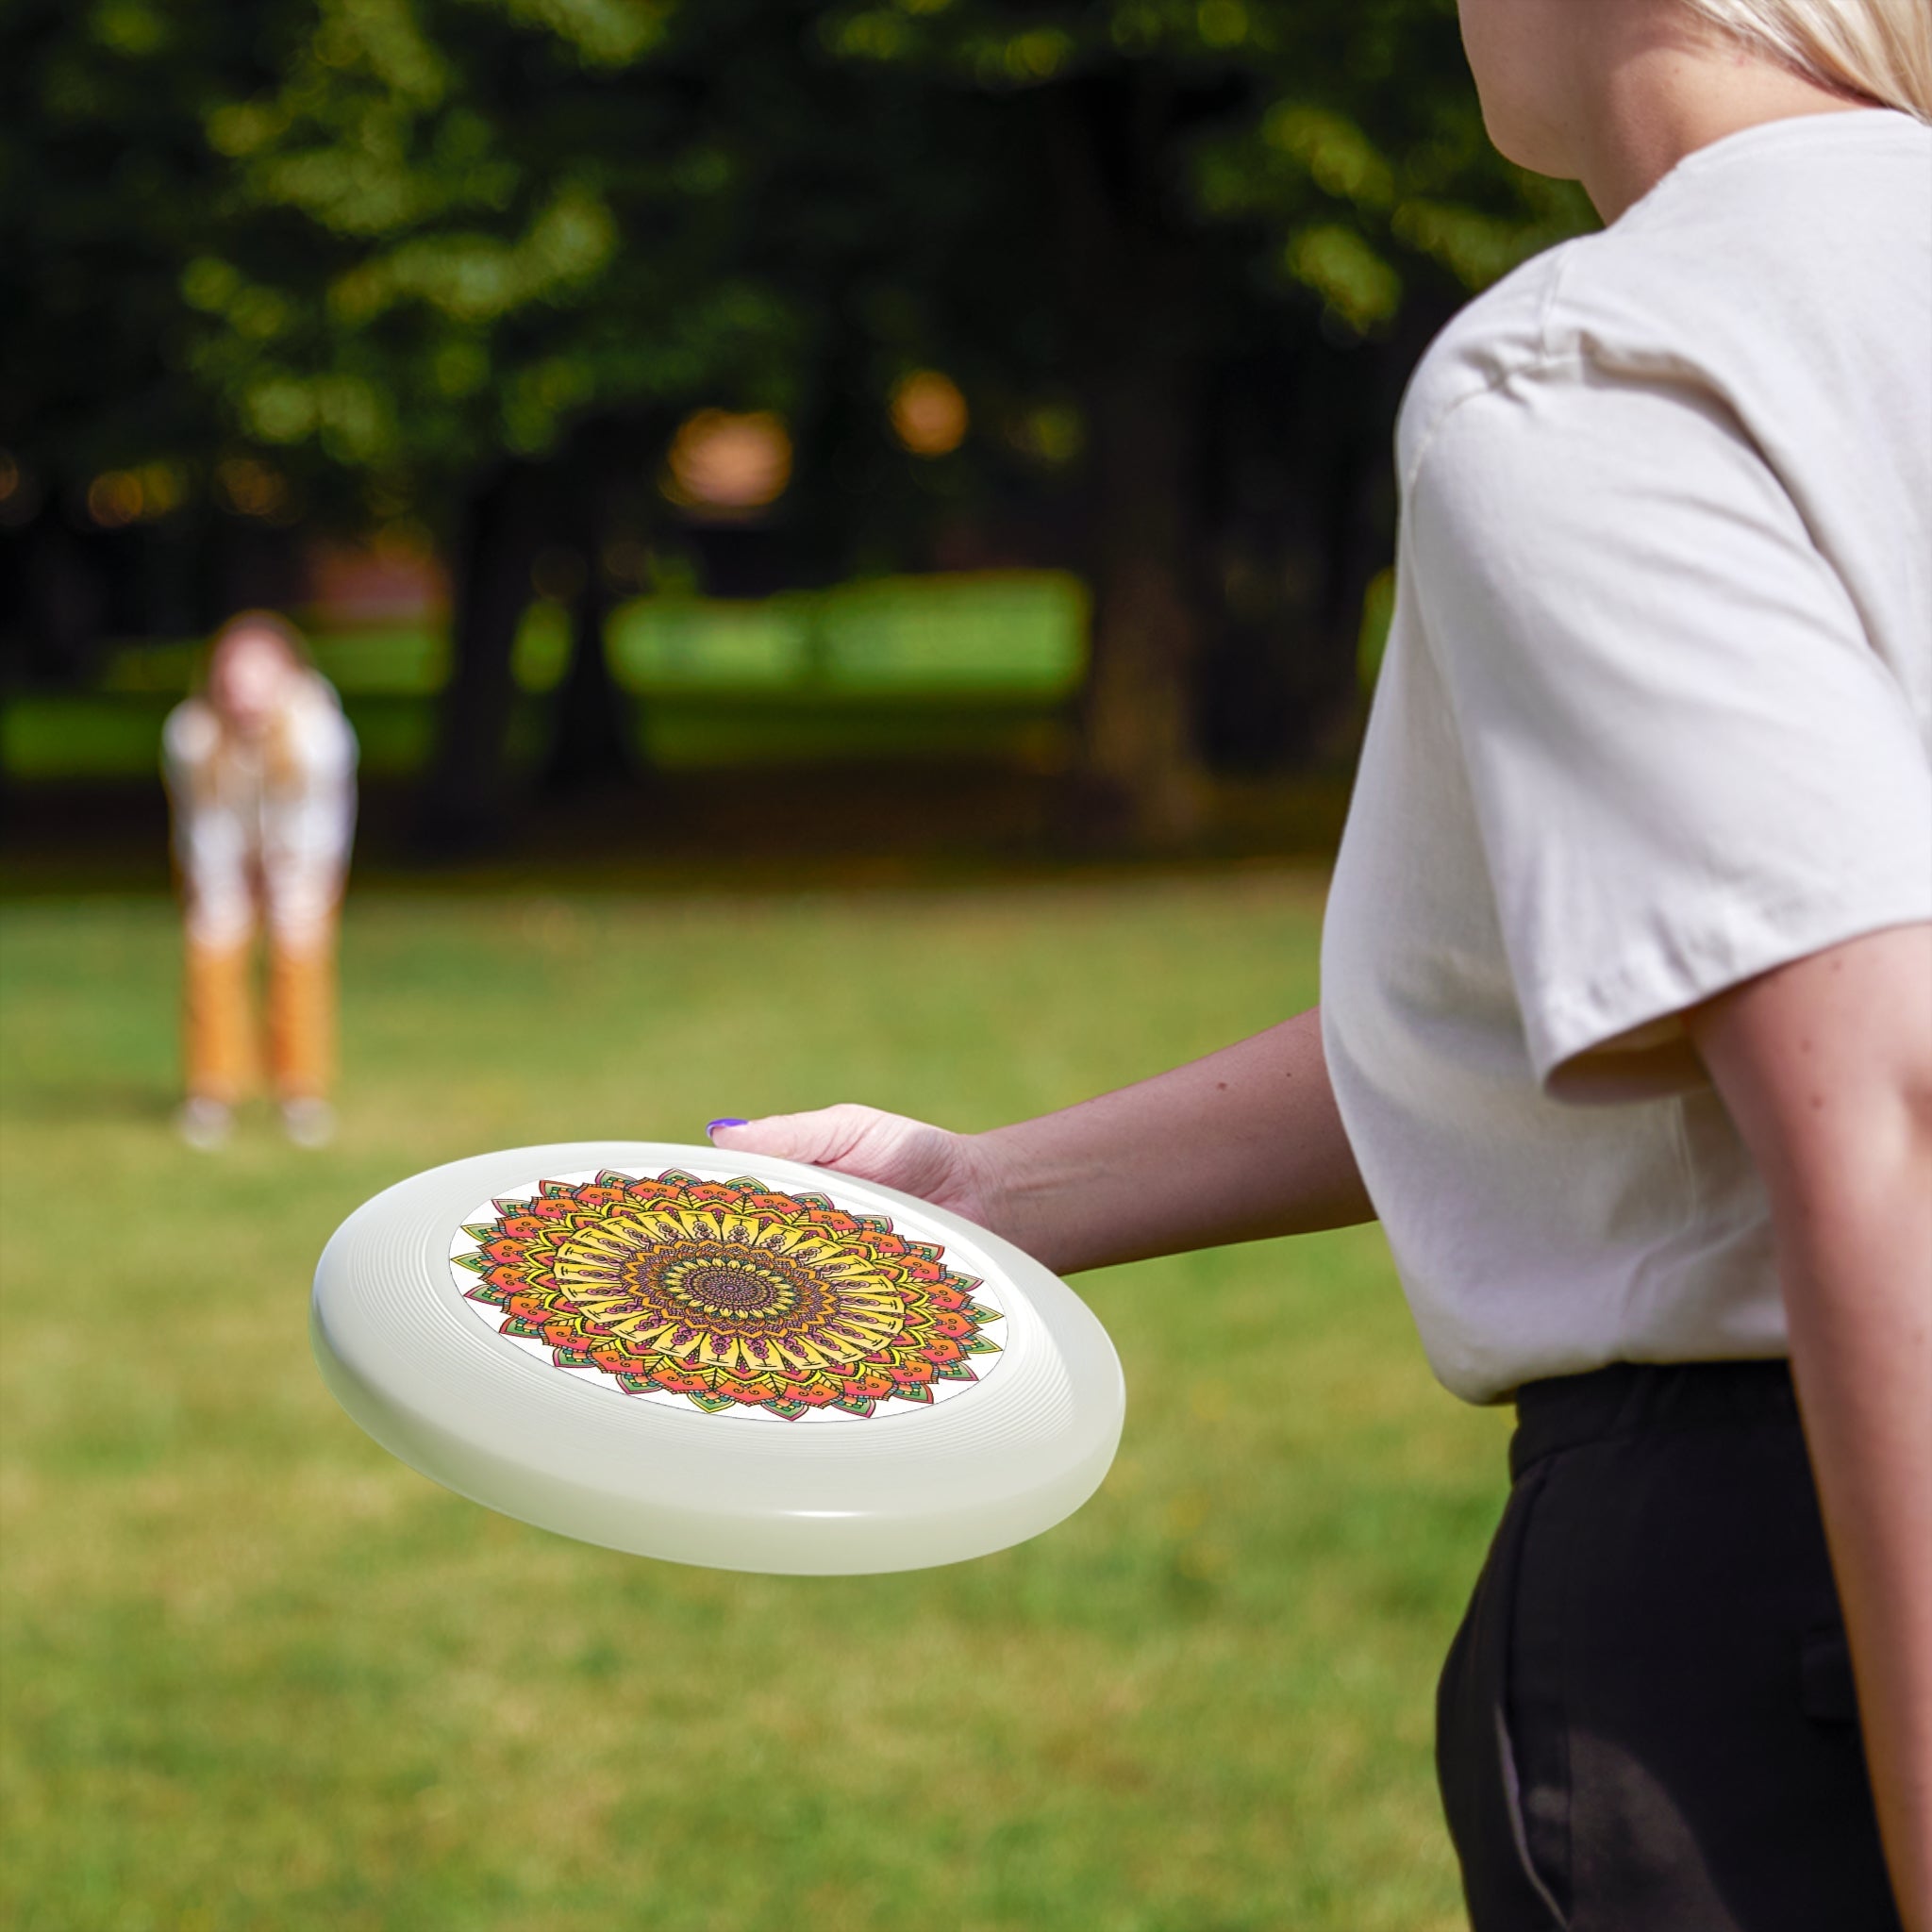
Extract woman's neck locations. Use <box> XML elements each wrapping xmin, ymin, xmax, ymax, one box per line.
<box><xmin>1574</xmin><ymin>17</ymin><xmax>1875</xmax><ymax>223</ymax></box>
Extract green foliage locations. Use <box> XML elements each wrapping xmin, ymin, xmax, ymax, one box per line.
<box><xmin>808</xmin><ymin>0</ymin><xmax>1591</xmax><ymax>326</ymax></box>
<box><xmin>168</xmin><ymin>0</ymin><xmax>813</xmax><ymax>498</ymax></box>
<box><xmin>5</xmin><ymin>0</ymin><xmax>1592</xmax><ymax>523</ymax></box>
<box><xmin>1</xmin><ymin>1</ymin><xmax>272</xmax><ymax>485</ymax></box>
<box><xmin>0</xmin><ymin>878</ymin><xmax>1509</xmax><ymax>1929</ymax></box>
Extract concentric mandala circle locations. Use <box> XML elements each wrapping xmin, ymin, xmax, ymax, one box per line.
<box><xmin>449</xmin><ymin>1168</ymin><xmax>1007</xmax><ymax>1423</ymax></box>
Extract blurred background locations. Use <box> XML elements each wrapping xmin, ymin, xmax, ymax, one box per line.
<box><xmin>2</xmin><ymin>3</ymin><xmax>1589</xmax><ymax>1926</ymax></box>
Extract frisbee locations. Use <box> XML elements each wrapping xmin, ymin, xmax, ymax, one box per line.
<box><xmin>310</xmin><ymin>1141</ymin><xmax>1124</xmax><ymax>1574</ymax></box>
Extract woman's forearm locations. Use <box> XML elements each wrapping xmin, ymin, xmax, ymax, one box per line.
<box><xmin>1692</xmin><ymin>924</ymin><xmax>1932</xmax><ymax>1930</ymax></box>
<box><xmin>968</xmin><ymin>1005</ymin><xmax>1374</xmax><ymax>1275</ymax></box>
<box><xmin>1781</xmin><ymin>1180</ymin><xmax>1932</xmax><ymax>1932</ymax></box>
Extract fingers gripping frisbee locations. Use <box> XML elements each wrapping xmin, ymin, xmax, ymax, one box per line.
<box><xmin>311</xmin><ymin>1142</ymin><xmax>1124</xmax><ymax>1574</ymax></box>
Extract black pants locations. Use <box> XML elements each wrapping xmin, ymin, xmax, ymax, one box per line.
<box><xmin>1436</xmin><ymin>1360</ymin><xmax>1900</xmax><ymax>1932</ymax></box>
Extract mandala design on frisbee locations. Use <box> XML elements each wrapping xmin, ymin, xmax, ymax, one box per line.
<box><xmin>450</xmin><ymin>1170</ymin><xmax>1005</xmax><ymax>1423</ymax></box>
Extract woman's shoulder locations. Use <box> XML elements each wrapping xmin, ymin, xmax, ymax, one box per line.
<box><xmin>1398</xmin><ymin>110</ymin><xmax>1932</xmax><ymax>490</ymax></box>
<box><xmin>291</xmin><ymin>667</ymin><xmax>345</xmax><ymax>716</ymax></box>
<box><xmin>162</xmin><ymin>696</ymin><xmax>221</xmax><ymax>768</ymax></box>
<box><xmin>1395</xmin><ymin>243</ymin><xmax>1583</xmax><ymax>485</ymax></box>
<box><xmin>283</xmin><ymin>673</ymin><xmax>358</xmax><ymax>768</ymax></box>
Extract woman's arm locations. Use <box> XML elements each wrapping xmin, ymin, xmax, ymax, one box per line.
<box><xmin>710</xmin><ymin>1005</ymin><xmax>1374</xmax><ymax>1275</ymax></box>
<box><xmin>1689</xmin><ymin>923</ymin><xmax>1932</xmax><ymax>1932</ymax></box>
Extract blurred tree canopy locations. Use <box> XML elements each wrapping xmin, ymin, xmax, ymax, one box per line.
<box><xmin>2</xmin><ymin>0</ymin><xmax>1591</xmax><ymax>845</ymax></box>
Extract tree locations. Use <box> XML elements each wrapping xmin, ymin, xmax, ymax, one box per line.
<box><xmin>159</xmin><ymin>0</ymin><xmax>880</xmax><ymax>846</ymax></box>
<box><xmin>6</xmin><ymin>0</ymin><xmax>1591</xmax><ymax>844</ymax></box>
<box><xmin>808</xmin><ymin>0</ymin><xmax>1592</xmax><ymax>836</ymax></box>
<box><xmin>0</xmin><ymin>0</ymin><xmax>327</xmax><ymax>679</ymax></box>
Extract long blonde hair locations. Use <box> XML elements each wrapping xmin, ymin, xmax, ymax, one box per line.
<box><xmin>1683</xmin><ymin>0</ymin><xmax>1932</xmax><ymax>120</ymax></box>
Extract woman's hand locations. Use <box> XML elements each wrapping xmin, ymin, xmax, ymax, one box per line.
<box><xmin>709</xmin><ymin>1106</ymin><xmax>1008</xmax><ymax>1229</ymax></box>
<box><xmin>706</xmin><ymin>1008</ymin><xmax>1373</xmax><ymax>1276</ymax></box>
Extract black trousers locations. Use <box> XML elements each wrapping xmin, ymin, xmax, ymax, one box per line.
<box><xmin>1436</xmin><ymin>1360</ymin><xmax>1901</xmax><ymax>1932</ymax></box>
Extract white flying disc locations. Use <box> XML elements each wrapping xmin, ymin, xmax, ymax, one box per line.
<box><xmin>310</xmin><ymin>1141</ymin><xmax>1124</xmax><ymax>1574</ymax></box>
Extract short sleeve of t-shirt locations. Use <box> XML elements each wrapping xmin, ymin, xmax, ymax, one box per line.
<box><xmin>1408</xmin><ymin>363</ymin><xmax>1932</xmax><ymax>1094</ymax></box>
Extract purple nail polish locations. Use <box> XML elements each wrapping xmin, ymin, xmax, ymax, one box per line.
<box><xmin>707</xmin><ymin>1118</ymin><xmax>748</xmax><ymax>1136</ymax></box>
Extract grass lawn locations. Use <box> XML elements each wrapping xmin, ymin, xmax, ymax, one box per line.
<box><xmin>0</xmin><ymin>874</ymin><xmax>1507</xmax><ymax>1932</ymax></box>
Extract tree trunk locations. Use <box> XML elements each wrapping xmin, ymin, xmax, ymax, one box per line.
<box><xmin>541</xmin><ymin>554</ymin><xmax>633</xmax><ymax>798</ymax></box>
<box><xmin>541</xmin><ymin>418</ymin><xmax>658</xmax><ymax>799</ymax></box>
<box><xmin>417</xmin><ymin>461</ymin><xmax>541</xmax><ymax>858</ymax></box>
<box><xmin>1044</xmin><ymin>75</ymin><xmax>1210</xmax><ymax>847</ymax></box>
<box><xmin>1079</xmin><ymin>361</ymin><xmax>1206</xmax><ymax>843</ymax></box>
<box><xmin>12</xmin><ymin>508</ymin><xmax>107</xmax><ymax>687</ymax></box>
<box><xmin>1292</xmin><ymin>294</ymin><xmax>1458</xmax><ymax>758</ymax></box>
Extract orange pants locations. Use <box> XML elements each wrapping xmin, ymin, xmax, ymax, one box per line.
<box><xmin>184</xmin><ymin>923</ymin><xmax>337</xmax><ymax>1105</ymax></box>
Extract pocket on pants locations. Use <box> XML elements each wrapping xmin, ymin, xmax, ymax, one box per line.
<box><xmin>1437</xmin><ymin>1464</ymin><xmax>1569</xmax><ymax>1932</ymax></box>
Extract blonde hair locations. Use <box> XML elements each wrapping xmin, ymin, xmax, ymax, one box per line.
<box><xmin>206</xmin><ymin>608</ymin><xmax>312</xmax><ymax>681</ymax></box>
<box><xmin>199</xmin><ymin>610</ymin><xmax>317</xmax><ymax>795</ymax></box>
<box><xmin>1682</xmin><ymin>0</ymin><xmax>1932</xmax><ymax>120</ymax></box>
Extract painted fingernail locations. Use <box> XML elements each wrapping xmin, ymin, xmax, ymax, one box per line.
<box><xmin>706</xmin><ymin>1118</ymin><xmax>748</xmax><ymax>1137</ymax></box>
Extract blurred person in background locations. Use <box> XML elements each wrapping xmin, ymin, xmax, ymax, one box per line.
<box><xmin>163</xmin><ymin>611</ymin><xmax>358</xmax><ymax>1151</ymax></box>
<box><xmin>709</xmin><ymin>0</ymin><xmax>1932</xmax><ymax>1926</ymax></box>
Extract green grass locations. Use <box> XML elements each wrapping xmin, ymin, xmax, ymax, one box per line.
<box><xmin>0</xmin><ymin>688</ymin><xmax>1076</xmax><ymax>781</ymax></box>
<box><xmin>0</xmin><ymin>875</ymin><xmax>1506</xmax><ymax>1931</ymax></box>
<box><xmin>5</xmin><ymin>572</ymin><xmax>1089</xmax><ymax>781</ymax></box>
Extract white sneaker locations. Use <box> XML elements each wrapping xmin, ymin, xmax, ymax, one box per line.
<box><xmin>280</xmin><ymin>1097</ymin><xmax>337</xmax><ymax>1149</ymax></box>
<box><xmin>175</xmin><ymin>1096</ymin><xmax>233</xmax><ymax>1151</ymax></box>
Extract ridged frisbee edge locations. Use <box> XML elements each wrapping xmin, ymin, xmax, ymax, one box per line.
<box><xmin>308</xmin><ymin>1141</ymin><xmax>1127</xmax><ymax>1573</ymax></box>
<box><xmin>311</xmin><ymin>1290</ymin><xmax>1122</xmax><ymax>1574</ymax></box>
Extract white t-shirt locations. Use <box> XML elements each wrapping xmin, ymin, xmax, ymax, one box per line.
<box><xmin>163</xmin><ymin>672</ymin><xmax>358</xmax><ymax>950</ymax></box>
<box><xmin>1322</xmin><ymin>109</ymin><xmax>1932</xmax><ymax>1405</ymax></box>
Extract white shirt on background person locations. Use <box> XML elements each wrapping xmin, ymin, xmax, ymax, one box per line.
<box><xmin>163</xmin><ymin>670</ymin><xmax>358</xmax><ymax>953</ymax></box>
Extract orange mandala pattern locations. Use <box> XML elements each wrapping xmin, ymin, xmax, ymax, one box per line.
<box><xmin>452</xmin><ymin>1169</ymin><xmax>1004</xmax><ymax>1421</ymax></box>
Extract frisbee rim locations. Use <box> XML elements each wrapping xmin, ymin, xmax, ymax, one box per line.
<box><xmin>311</xmin><ymin>1141</ymin><xmax>1124</xmax><ymax>1574</ymax></box>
